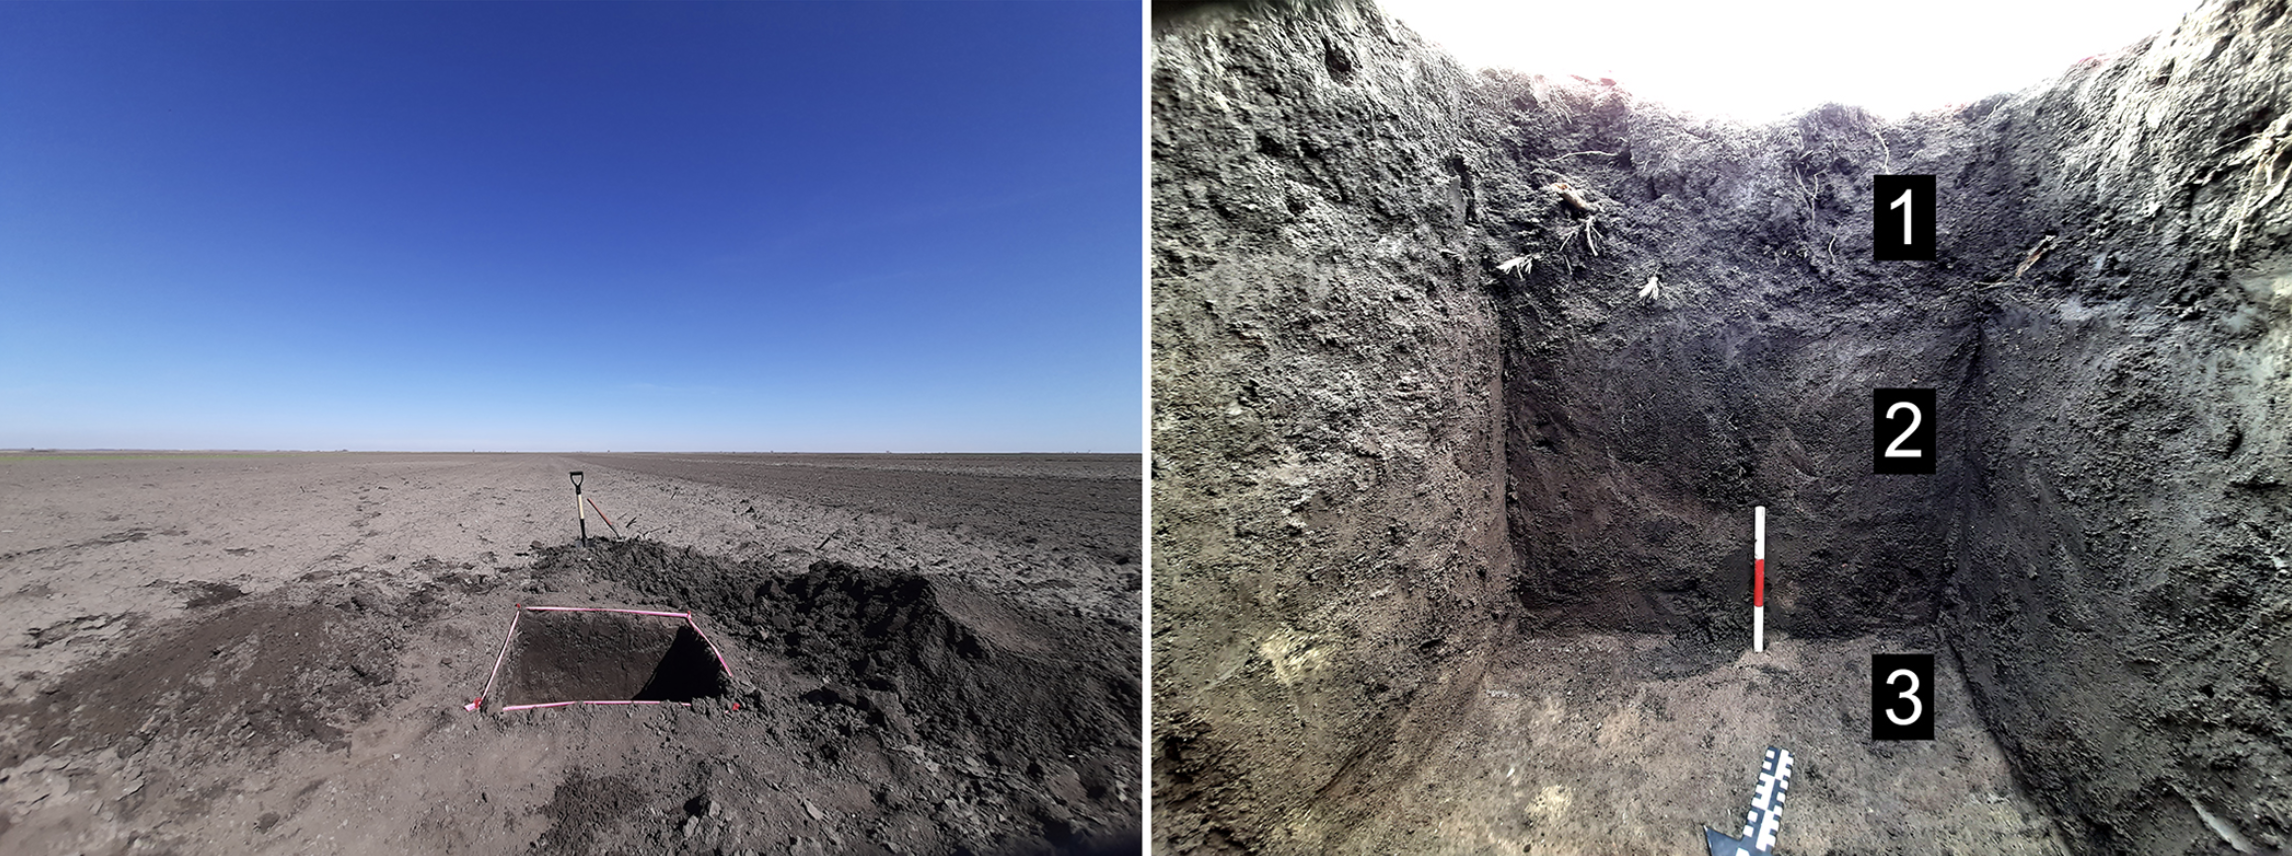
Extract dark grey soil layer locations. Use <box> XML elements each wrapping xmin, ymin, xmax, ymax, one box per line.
<box><xmin>1153</xmin><ymin>0</ymin><xmax>2292</xmax><ymax>852</ymax></box>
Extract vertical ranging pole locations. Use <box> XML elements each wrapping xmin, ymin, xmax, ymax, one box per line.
<box><xmin>571</xmin><ymin>471</ymin><xmax>587</xmax><ymax>544</ymax></box>
<box><xmin>1754</xmin><ymin>506</ymin><xmax>1766</xmax><ymax>653</ymax></box>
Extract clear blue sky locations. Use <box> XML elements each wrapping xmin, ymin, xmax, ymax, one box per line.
<box><xmin>0</xmin><ymin>1</ymin><xmax>1142</xmax><ymax>453</ymax></box>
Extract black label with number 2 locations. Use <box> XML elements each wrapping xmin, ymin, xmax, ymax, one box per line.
<box><xmin>1873</xmin><ymin>388</ymin><xmax>1936</xmax><ymax>475</ymax></box>
<box><xmin>1872</xmin><ymin>653</ymin><xmax>1935</xmax><ymax>740</ymax></box>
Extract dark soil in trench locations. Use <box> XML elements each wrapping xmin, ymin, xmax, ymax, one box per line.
<box><xmin>1152</xmin><ymin>0</ymin><xmax>2292</xmax><ymax>853</ymax></box>
<box><xmin>494</xmin><ymin>611</ymin><xmax>730</xmax><ymax>708</ymax></box>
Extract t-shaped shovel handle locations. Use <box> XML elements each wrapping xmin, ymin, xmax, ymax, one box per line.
<box><xmin>570</xmin><ymin>471</ymin><xmax>587</xmax><ymax>543</ymax></box>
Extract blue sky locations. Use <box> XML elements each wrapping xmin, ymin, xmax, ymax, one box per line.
<box><xmin>0</xmin><ymin>1</ymin><xmax>1142</xmax><ymax>453</ymax></box>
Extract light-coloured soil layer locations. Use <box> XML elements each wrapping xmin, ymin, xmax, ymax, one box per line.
<box><xmin>1376</xmin><ymin>632</ymin><xmax>2066</xmax><ymax>855</ymax></box>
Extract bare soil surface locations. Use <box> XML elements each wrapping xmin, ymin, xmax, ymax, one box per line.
<box><xmin>0</xmin><ymin>451</ymin><xmax>1141</xmax><ymax>855</ymax></box>
<box><xmin>570</xmin><ymin>453</ymin><xmax>1141</xmax><ymax>569</ymax></box>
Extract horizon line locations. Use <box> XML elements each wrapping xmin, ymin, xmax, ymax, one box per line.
<box><xmin>0</xmin><ymin>448</ymin><xmax>1144</xmax><ymax>456</ymax></box>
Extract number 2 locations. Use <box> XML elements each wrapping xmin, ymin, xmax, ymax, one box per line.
<box><xmin>1886</xmin><ymin>668</ymin><xmax>1922</xmax><ymax>726</ymax></box>
<box><xmin>1890</xmin><ymin>188</ymin><xmax>1912</xmax><ymax>245</ymax></box>
<box><xmin>1884</xmin><ymin>401</ymin><xmax>1922</xmax><ymax>458</ymax></box>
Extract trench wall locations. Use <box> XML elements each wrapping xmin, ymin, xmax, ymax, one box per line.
<box><xmin>1151</xmin><ymin>0</ymin><xmax>2292</xmax><ymax>852</ymax></box>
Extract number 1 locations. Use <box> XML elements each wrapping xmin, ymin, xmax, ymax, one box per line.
<box><xmin>1890</xmin><ymin>188</ymin><xmax>1912</xmax><ymax>245</ymax></box>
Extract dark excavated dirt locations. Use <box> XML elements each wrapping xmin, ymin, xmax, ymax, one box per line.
<box><xmin>515</xmin><ymin>539</ymin><xmax>1144</xmax><ymax>855</ymax></box>
<box><xmin>1</xmin><ymin>598</ymin><xmax>387</xmax><ymax>770</ymax></box>
<box><xmin>540</xmin><ymin>539</ymin><xmax>1142</xmax><ymax>820</ymax></box>
<box><xmin>0</xmin><ymin>452</ymin><xmax>1140</xmax><ymax>855</ymax></box>
<box><xmin>1154</xmin><ymin>0</ymin><xmax>2292</xmax><ymax>853</ymax></box>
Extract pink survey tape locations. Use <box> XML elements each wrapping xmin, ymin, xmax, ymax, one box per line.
<box><xmin>462</xmin><ymin>604</ymin><xmax>739</xmax><ymax>713</ymax></box>
<box><xmin>522</xmin><ymin>605</ymin><xmax>689</xmax><ymax>617</ymax></box>
<box><xmin>500</xmin><ymin>699</ymin><xmax>674</xmax><ymax>712</ymax></box>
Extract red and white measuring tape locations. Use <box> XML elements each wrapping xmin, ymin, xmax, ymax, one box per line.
<box><xmin>1754</xmin><ymin>505</ymin><xmax>1766</xmax><ymax>653</ymax></box>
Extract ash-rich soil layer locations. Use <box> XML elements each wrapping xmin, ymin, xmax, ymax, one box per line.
<box><xmin>1153</xmin><ymin>0</ymin><xmax>2292</xmax><ymax>853</ymax></box>
<box><xmin>0</xmin><ymin>452</ymin><xmax>1140</xmax><ymax>855</ymax></box>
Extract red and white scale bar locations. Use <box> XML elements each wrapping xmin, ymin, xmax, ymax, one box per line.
<box><xmin>1754</xmin><ymin>506</ymin><xmax>1766</xmax><ymax>653</ymax></box>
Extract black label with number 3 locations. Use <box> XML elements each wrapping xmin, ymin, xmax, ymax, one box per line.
<box><xmin>1873</xmin><ymin>388</ymin><xmax>1936</xmax><ymax>475</ymax></box>
<box><xmin>1872</xmin><ymin>653</ymin><xmax>1935</xmax><ymax>741</ymax></box>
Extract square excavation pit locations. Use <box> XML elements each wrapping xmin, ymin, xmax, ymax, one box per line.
<box><xmin>466</xmin><ymin>606</ymin><xmax>735</xmax><ymax>713</ymax></box>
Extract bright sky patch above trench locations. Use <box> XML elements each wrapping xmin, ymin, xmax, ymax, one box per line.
<box><xmin>1378</xmin><ymin>0</ymin><xmax>2198</xmax><ymax>123</ymax></box>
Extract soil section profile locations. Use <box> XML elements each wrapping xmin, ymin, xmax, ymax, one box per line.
<box><xmin>1152</xmin><ymin>0</ymin><xmax>2292</xmax><ymax>852</ymax></box>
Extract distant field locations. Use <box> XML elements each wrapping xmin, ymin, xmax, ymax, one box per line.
<box><xmin>573</xmin><ymin>452</ymin><xmax>1142</xmax><ymax>560</ymax></box>
<box><xmin>0</xmin><ymin>451</ymin><xmax>314</xmax><ymax>461</ymax></box>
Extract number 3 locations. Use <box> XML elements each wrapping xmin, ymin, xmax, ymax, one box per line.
<box><xmin>1886</xmin><ymin>668</ymin><xmax>1922</xmax><ymax>726</ymax></box>
<box><xmin>1883</xmin><ymin>401</ymin><xmax>1922</xmax><ymax>458</ymax></box>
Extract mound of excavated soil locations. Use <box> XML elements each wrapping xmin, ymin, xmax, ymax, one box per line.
<box><xmin>530</xmin><ymin>538</ymin><xmax>1144</xmax><ymax>853</ymax></box>
<box><xmin>535</xmin><ymin>540</ymin><xmax>1142</xmax><ymax>808</ymax></box>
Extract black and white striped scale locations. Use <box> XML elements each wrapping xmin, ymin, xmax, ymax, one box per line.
<box><xmin>1703</xmin><ymin>745</ymin><xmax>1794</xmax><ymax>856</ymax></box>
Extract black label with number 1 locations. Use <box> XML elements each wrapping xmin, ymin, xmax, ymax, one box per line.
<box><xmin>1873</xmin><ymin>388</ymin><xmax>1936</xmax><ymax>475</ymax></box>
<box><xmin>1874</xmin><ymin>175</ymin><xmax>1936</xmax><ymax>261</ymax></box>
<box><xmin>1872</xmin><ymin>653</ymin><xmax>1935</xmax><ymax>741</ymax></box>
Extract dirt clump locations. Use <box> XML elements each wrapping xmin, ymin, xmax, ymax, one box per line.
<box><xmin>535</xmin><ymin>769</ymin><xmax>650</xmax><ymax>855</ymax></box>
